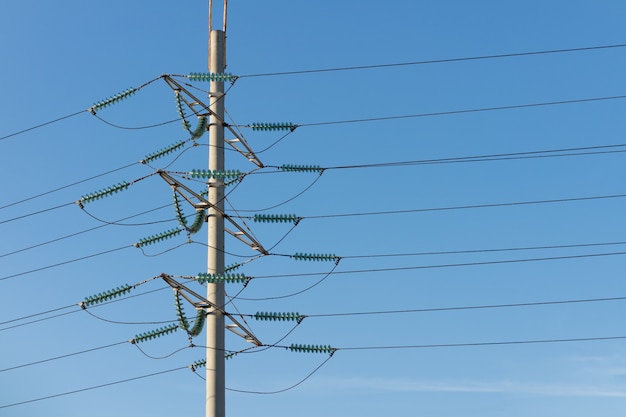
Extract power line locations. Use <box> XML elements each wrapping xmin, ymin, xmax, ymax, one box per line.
<box><xmin>252</xmin><ymin>250</ymin><xmax>626</xmax><ymax>280</ymax></box>
<box><xmin>292</xmin><ymin>94</ymin><xmax>626</xmax><ymax>128</ymax></box>
<box><xmin>0</xmin><ymin>171</ymin><xmax>158</xmax><ymax>227</ymax></box>
<box><xmin>0</xmin><ymin>286</ymin><xmax>171</xmax><ymax>333</ymax></box>
<box><xmin>0</xmin><ymin>74</ymin><xmax>166</xmax><ymax>143</ymax></box>
<box><xmin>0</xmin><ymin>110</ymin><xmax>87</xmax><ymax>142</ymax></box>
<box><xmin>91</xmin><ymin>113</ymin><xmax>181</xmax><ymax>130</ymax></box>
<box><xmin>0</xmin><ymin>366</ymin><xmax>187</xmax><ymax>409</ymax></box>
<box><xmin>225</xmin><ymin>355</ymin><xmax>334</xmax><ymax>395</ymax></box>
<box><xmin>4</xmin><ymin>330</ymin><xmax>626</xmax><ymax>409</ymax></box>
<box><xmin>0</xmin><ymin>341</ymin><xmax>127</xmax><ymax>373</ymax></box>
<box><xmin>6</xmin><ymin>239</ymin><xmax>626</xmax><ymax>326</ymax></box>
<box><xmin>237</xmin><ymin>43</ymin><xmax>626</xmax><ymax>78</ymax></box>
<box><xmin>0</xmin><ymin>162</ymin><xmax>138</xmax><ymax>212</ymax></box>
<box><xmin>252</xmin><ymin>144</ymin><xmax>626</xmax><ymax>175</ymax></box>
<box><xmin>314</xmin><ymin>144</ymin><xmax>626</xmax><ymax>170</ymax></box>
<box><xmin>0</xmin><ymin>245</ymin><xmax>129</xmax><ymax>282</ymax></box>
<box><xmin>298</xmin><ymin>295</ymin><xmax>626</xmax><ymax>318</ymax></box>
<box><xmin>339</xmin><ymin>240</ymin><xmax>626</xmax><ymax>259</ymax></box>
<box><xmin>4</xmin><ymin>139</ymin><xmax>624</xmax><ymax>222</ymax></box>
<box><xmin>8</xmin><ymin>204</ymin><xmax>626</xmax><ymax>283</ymax></box>
<box><xmin>0</xmin><ymin>204</ymin><xmax>173</xmax><ymax>260</ymax></box>
<box><xmin>0</xmin><ymin>304</ymin><xmax>74</xmax><ymax>326</ymax></box>
<box><xmin>3</xmin><ymin>42</ymin><xmax>624</xmax><ymax>145</ymax></box>
<box><xmin>0</xmin><ymin>202</ymin><xmax>74</xmax><ymax>226</ymax></box>
<box><xmin>7</xmin><ymin>292</ymin><xmax>626</xmax><ymax>375</ymax></box>
<box><xmin>298</xmin><ymin>193</ymin><xmax>626</xmax><ymax>219</ymax></box>
<box><xmin>4</xmin><ymin>189</ymin><xmax>626</xmax><ymax>283</ymax></box>
<box><xmin>332</xmin><ymin>335</ymin><xmax>626</xmax><ymax>351</ymax></box>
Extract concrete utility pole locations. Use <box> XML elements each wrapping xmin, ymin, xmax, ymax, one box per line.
<box><xmin>206</xmin><ymin>1</ymin><xmax>226</xmax><ymax>416</ymax></box>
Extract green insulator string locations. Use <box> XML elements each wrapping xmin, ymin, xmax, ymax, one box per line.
<box><xmin>134</xmin><ymin>228</ymin><xmax>183</xmax><ymax>248</ymax></box>
<box><xmin>253</xmin><ymin>214</ymin><xmax>300</xmax><ymax>224</ymax></box>
<box><xmin>131</xmin><ymin>323</ymin><xmax>179</xmax><ymax>344</ymax></box>
<box><xmin>250</xmin><ymin>122</ymin><xmax>297</xmax><ymax>132</ymax></box>
<box><xmin>172</xmin><ymin>193</ymin><xmax>205</xmax><ymax>234</ymax></box>
<box><xmin>291</xmin><ymin>253</ymin><xmax>340</xmax><ymax>262</ymax></box>
<box><xmin>191</xmin><ymin>358</ymin><xmax>206</xmax><ymax>369</ymax></box>
<box><xmin>254</xmin><ymin>312</ymin><xmax>305</xmax><ymax>323</ymax></box>
<box><xmin>174</xmin><ymin>290</ymin><xmax>190</xmax><ymax>331</ymax></box>
<box><xmin>142</xmin><ymin>140</ymin><xmax>186</xmax><ymax>164</ymax></box>
<box><xmin>280</xmin><ymin>164</ymin><xmax>323</xmax><ymax>173</ymax></box>
<box><xmin>196</xmin><ymin>273</ymin><xmax>249</xmax><ymax>284</ymax></box>
<box><xmin>81</xmin><ymin>284</ymin><xmax>132</xmax><ymax>307</ymax></box>
<box><xmin>224</xmin><ymin>263</ymin><xmax>243</xmax><ymax>273</ymax></box>
<box><xmin>174</xmin><ymin>87</ymin><xmax>207</xmax><ymax>138</ymax></box>
<box><xmin>191</xmin><ymin>116</ymin><xmax>208</xmax><ymax>139</ymax></box>
<box><xmin>77</xmin><ymin>181</ymin><xmax>130</xmax><ymax>206</ymax></box>
<box><xmin>188</xmin><ymin>72</ymin><xmax>237</xmax><ymax>82</ymax></box>
<box><xmin>288</xmin><ymin>344</ymin><xmax>336</xmax><ymax>354</ymax></box>
<box><xmin>173</xmin><ymin>193</ymin><xmax>187</xmax><ymax>227</ymax></box>
<box><xmin>188</xmin><ymin>309</ymin><xmax>206</xmax><ymax>337</ymax></box>
<box><xmin>175</xmin><ymin>90</ymin><xmax>192</xmax><ymax>131</ymax></box>
<box><xmin>90</xmin><ymin>87</ymin><xmax>137</xmax><ymax>113</ymax></box>
<box><xmin>190</xmin><ymin>169</ymin><xmax>242</xmax><ymax>180</ymax></box>
<box><xmin>187</xmin><ymin>210</ymin><xmax>205</xmax><ymax>234</ymax></box>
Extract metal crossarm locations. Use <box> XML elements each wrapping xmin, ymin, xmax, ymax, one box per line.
<box><xmin>163</xmin><ymin>75</ymin><xmax>264</xmax><ymax>168</ymax></box>
<box><xmin>160</xmin><ymin>274</ymin><xmax>262</xmax><ymax>346</ymax></box>
<box><xmin>158</xmin><ymin>171</ymin><xmax>268</xmax><ymax>255</ymax></box>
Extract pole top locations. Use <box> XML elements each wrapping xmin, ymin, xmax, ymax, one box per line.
<box><xmin>208</xmin><ymin>0</ymin><xmax>227</xmax><ymax>70</ymax></box>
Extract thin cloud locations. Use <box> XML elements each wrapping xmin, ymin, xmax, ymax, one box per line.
<box><xmin>322</xmin><ymin>377</ymin><xmax>626</xmax><ymax>398</ymax></box>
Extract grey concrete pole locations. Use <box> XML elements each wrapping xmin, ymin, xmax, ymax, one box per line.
<box><xmin>206</xmin><ymin>28</ymin><xmax>226</xmax><ymax>417</ymax></box>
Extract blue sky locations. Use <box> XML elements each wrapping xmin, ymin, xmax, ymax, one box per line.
<box><xmin>2</xmin><ymin>1</ymin><xmax>626</xmax><ymax>416</ymax></box>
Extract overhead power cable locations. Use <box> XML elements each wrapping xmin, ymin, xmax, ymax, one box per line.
<box><xmin>0</xmin><ymin>341</ymin><xmax>127</xmax><ymax>373</ymax></box>
<box><xmin>239</xmin><ymin>192</ymin><xmax>626</xmax><ymax>217</ymax></box>
<box><xmin>0</xmin><ymin>162</ymin><xmax>138</xmax><ymax>212</ymax></box>
<box><xmin>0</xmin><ymin>110</ymin><xmax>87</xmax><ymax>142</ymax></box>
<box><xmin>5</xmin><ymin>331</ymin><xmax>626</xmax><ymax>408</ymax></box>
<box><xmin>6</xmin><ymin>290</ymin><xmax>626</xmax><ymax>375</ymax></box>
<box><xmin>0</xmin><ymin>245</ymin><xmax>129</xmax><ymax>282</ymax></box>
<box><xmin>300</xmin><ymin>193</ymin><xmax>626</xmax><ymax>219</ymax></box>
<box><xmin>252</xmin><ymin>250</ymin><xmax>626</xmax><ymax>280</ymax></box>
<box><xmin>237</xmin><ymin>42</ymin><xmax>626</xmax><ymax>78</ymax></box>
<box><xmin>4</xmin><ymin>188</ymin><xmax>626</xmax><ymax>283</ymax></box>
<box><xmin>3</xmin><ymin>139</ymin><xmax>625</xmax><ymax>219</ymax></box>
<box><xmin>299</xmin><ymin>144</ymin><xmax>626</xmax><ymax>170</ymax></box>
<box><xmin>0</xmin><ymin>285</ymin><xmax>170</xmax><ymax>333</ymax></box>
<box><xmin>1</xmin><ymin>171</ymin><xmax>157</xmax><ymax>227</ymax></box>
<box><xmin>332</xmin><ymin>335</ymin><xmax>626</xmax><ymax>351</ymax></box>
<box><xmin>339</xmin><ymin>240</ymin><xmax>626</xmax><ymax>259</ymax></box>
<box><xmin>3</xmin><ymin>42</ymin><xmax>623</xmax><ymax>142</ymax></box>
<box><xmin>249</xmin><ymin>143</ymin><xmax>626</xmax><ymax>179</ymax></box>
<box><xmin>291</xmin><ymin>94</ymin><xmax>626</xmax><ymax>128</ymax></box>
<box><xmin>0</xmin><ymin>202</ymin><xmax>74</xmax><ymax>226</ymax></box>
<box><xmin>0</xmin><ymin>75</ymin><xmax>164</xmax><ymax>143</ymax></box>
<box><xmin>0</xmin><ymin>366</ymin><xmax>187</xmax><ymax>409</ymax></box>
<box><xmin>0</xmin><ymin>204</ymin><xmax>171</xmax><ymax>260</ymax></box>
<box><xmin>288</xmin><ymin>295</ymin><xmax>626</xmax><ymax>319</ymax></box>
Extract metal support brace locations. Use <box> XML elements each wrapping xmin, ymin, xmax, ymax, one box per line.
<box><xmin>160</xmin><ymin>274</ymin><xmax>261</xmax><ymax>346</ymax></box>
<box><xmin>158</xmin><ymin>171</ymin><xmax>268</xmax><ymax>255</ymax></box>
